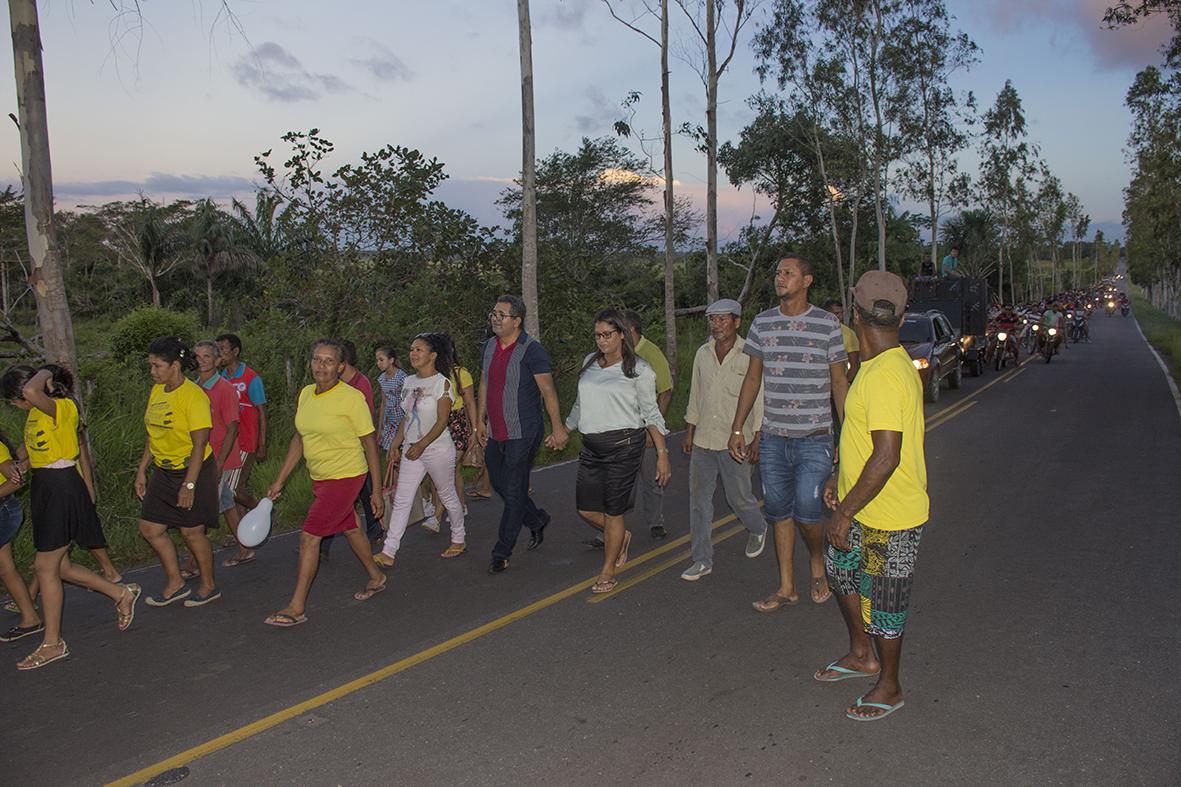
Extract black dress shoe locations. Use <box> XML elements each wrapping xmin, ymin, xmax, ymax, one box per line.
<box><xmin>527</xmin><ymin>510</ymin><xmax>551</xmax><ymax>551</ymax></box>
<box><xmin>650</xmin><ymin>525</ymin><xmax>668</xmax><ymax>540</ymax></box>
<box><xmin>488</xmin><ymin>558</ymin><xmax>509</xmax><ymax>574</ymax></box>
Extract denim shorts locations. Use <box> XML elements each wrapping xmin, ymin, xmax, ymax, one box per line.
<box><xmin>758</xmin><ymin>432</ymin><xmax>833</xmax><ymax>524</ymax></box>
<box><xmin>0</xmin><ymin>494</ymin><xmax>24</xmax><ymax>548</ymax></box>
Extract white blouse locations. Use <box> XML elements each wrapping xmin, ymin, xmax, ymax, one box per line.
<box><xmin>400</xmin><ymin>373</ymin><xmax>453</xmax><ymax>445</ymax></box>
<box><xmin>565</xmin><ymin>355</ymin><xmax>668</xmax><ymax>436</ymax></box>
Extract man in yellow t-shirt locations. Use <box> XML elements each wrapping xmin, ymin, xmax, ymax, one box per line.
<box><xmin>816</xmin><ymin>270</ymin><xmax>928</xmax><ymax>723</ymax></box>
<box><xmin>824</xmin><ymin>299</ymin><xmax>861</xmax><ymax>380</ymax></box>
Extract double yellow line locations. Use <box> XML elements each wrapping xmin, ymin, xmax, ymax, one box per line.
<box><xmin>925</xmin><ymin>357</ymin><xmax>1032</xmax><ymax>431</ymax></box>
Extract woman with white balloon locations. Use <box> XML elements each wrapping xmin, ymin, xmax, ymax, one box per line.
<box><xmin>263</xmin><ymin>339</ymin><xmax>387</xmax><ymax>627</ymax></box>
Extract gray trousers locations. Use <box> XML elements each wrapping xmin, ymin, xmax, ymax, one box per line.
<box><xmin>637</xmin><ymin>443</ymin><xmax>664</xmax><ymax>528</ymax></box>
<box><xmin>689</xmin><ymin>447</ymin><xmax>768</xmax><ymax>567</ymax></box>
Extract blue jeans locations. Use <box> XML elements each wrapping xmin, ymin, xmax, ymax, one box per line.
<box><xmin>758</xmin><ymin>432</ymin><xmax>833</xmax><ymax>524</ymax></box>
<box><xmin>0</xmin><ymin>494</ymin><xmax>22</xmax><ymax>548</ymax></box>
<box><xmin>487</xmin><ymin>432</ymin><xmax>545</xmax><ymax>560</ymax></box>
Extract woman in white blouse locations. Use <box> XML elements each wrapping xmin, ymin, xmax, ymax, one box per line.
<box><xmin>557</xmin><ymin>309</ymin><xmax>672</xmax><ymax>593</ymax></box>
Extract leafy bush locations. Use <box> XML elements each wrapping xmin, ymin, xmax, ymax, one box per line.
<box><xmin>109</xmin><ymin>307</ymin><xmax>199</xmax><ymax>364</ymax></box>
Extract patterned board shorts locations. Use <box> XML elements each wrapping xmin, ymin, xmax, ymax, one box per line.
<box><xmin>825</xmin><ymin>520</ymin><xmax>924</xmax><ymax>640</ymax></box>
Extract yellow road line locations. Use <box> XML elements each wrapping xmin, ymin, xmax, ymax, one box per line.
<box><xmin>925</xmin><ymin>400</ymin><xmax>977</xmax><ymax>431</ymax></box>
<box><xmin>1004</xmin><ymin>367</ymin><xmax>1026</xmax><ymax>382</ymax></box>
<box><xmin>107</xmin><ymin>511</ymin><xmax>744</xmax><ymax>787</ymax></box>
<box><xmin>587</xmin><ymin>524</ymin><xmax>746</xmax><ymax>603</ymax></box>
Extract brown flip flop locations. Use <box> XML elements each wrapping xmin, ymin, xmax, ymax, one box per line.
<box><xmin>752</xmin><ymin>592</ymin><xmax>799</xmax><ymax>613</ymax></box>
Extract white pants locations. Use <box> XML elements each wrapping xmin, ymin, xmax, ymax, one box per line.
<box><xmin>381</xmin><ymin>440</ymin><xmax>465</xmax><ymax>557</ymax></box>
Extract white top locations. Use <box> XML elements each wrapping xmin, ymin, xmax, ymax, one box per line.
<box><xmin>400</xmin><ymin>373</ymin><xmax>453</xmax><ymax>445</ymax></box>
<box><xmin>565</xmin><ymin>355</ymin><xmax>668</xmax><ymax>436</ymax></box>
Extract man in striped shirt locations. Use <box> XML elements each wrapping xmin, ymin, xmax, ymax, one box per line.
<box><xmin>729</xmin><ymin>255</ymin><xmax>850</xmax><ymax>612</ymax></box>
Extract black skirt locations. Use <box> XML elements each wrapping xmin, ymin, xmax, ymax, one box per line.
<box><xmin>31</xmin><ymin>465</ymin><xmax>107</xmax><ymax>553</ymax></box>
<box><xmin>140</xmin><ymin>461</ymin><xmax>219</xmax><ymax>529</ymax></box>
<box><xmin>575</xmin><ymin>428</ymin><xmax>647</xmax><ymax>517</ymax></box>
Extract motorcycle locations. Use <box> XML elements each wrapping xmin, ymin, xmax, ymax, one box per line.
<box><xmin>1069</xmin><ymin>312</ymin><xmax>1088</xmax><ymax>343</ymax></box>
<box><xmin>1106</xmin><ymin>299</ymin><xmax>1117</xmax><ymax>317</ymax></box>
<box><xmin>1041</xmin><ymin>326</ymin><xmax>1059</xmax><ymax>363</ymax></box>
<box><xmin>1121</xmin><ymin>303</ymin><xmax>1130</xmax><ymax>317</ymax></box>
<box><xmin>992</xmin><ymin>329</ymin><xmax>1019</xmax><ymax>370</ymax></box>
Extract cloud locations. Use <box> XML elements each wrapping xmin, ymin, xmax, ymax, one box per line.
<box><xmin>53</xmin><ymin>173</ymin><xmax>256</xmax><ymax>199</ymax></box>
<box><xmin>231</xmin><ymin>41</ymin><xmax>353</xmax><ymax>102</ymax></box>
<box><xmin>574</xmin><ymin>86</ymin><xmax>620</xmax><ymax>133</ymax></box>
<box><xmin>976</xmin><ymin>0</ymin><xmax>1171</xmax><ymax>69</ymax></box>
<box><xmin>350</xmin><ymin>40</ymin><xmax>414</xmax><ymax>82</ymax></box>
<box><xmin>538</xmin><ymin>0</ymin><xmax>594</xmax><ymax>30</ymax></box>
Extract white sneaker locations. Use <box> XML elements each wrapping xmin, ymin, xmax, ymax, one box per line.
<box><xmin>745</xmin><ymin>530</ymin><xmax>767</xmax><ymax>559</ymax></box>
<box><xmin>680</xmin><ymin>561</ymin><xmax>712</xmax><ymax>581</ymax></box>
<box><xmin>422</xmin><ymin>499</ymin><xmax>436</xmax><ymax>518</ymax></box>
<box><xmin>421</xmin><ymin>516</ymin><xmax>440</xmax><ymax>534</ymax></box>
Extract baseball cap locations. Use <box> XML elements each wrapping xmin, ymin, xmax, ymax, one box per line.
<box><xmin>705</xmin><ymin>298</ymin><xmax>742</xmax><ymax>317</ymax></box>
<box><xmin>851</xmin><ymin>270</ymin><xmax>908</xmax><ymax>321</ymax></box>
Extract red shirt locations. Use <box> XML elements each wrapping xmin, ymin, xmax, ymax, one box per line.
<box><xmin>346</xmin><ymin>370</ymin><xmax>376</xmax><ymax>423</ymax></box>
<box><xmin>222</xmin><ymin>362</ymin><xmax>265</xmax><ymax>453</ymax></box>
<box><xmin>486</xmin><ymin>339</ymin><xmax>516</xmax><ymax>441</ymax></box>
<box><xmin>200</xmin><ymin>375</ymin><xmax>242</xmax><ymax>470</ymax></box>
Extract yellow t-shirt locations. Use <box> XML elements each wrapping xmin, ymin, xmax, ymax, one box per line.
<box><xmin>837</xmin><ymin>346</ymin><xmax>928</xmax><ymax>530</ymax></box>
<box><xmin>25</xmin><ymin>397</ymin><xmax>80</xmax><ymax>467</ymax></box>
<box><xmin>295</xmin><ymin>381</ymin><xmax>374</xmax><ymax>481</ymax></box>
<box><xmin>840</xmin><ymin>323</ymin><xmax>860</xmax><ymax>355</ymax></box>
<box><xmin>145</xmin><ymin>379</ymin><xmax>213</xmax><ymax>469</ymax></box>
<box><xmin>0</xmin><ymin>441</ymin><xmax>13</xmax><ymax>485</ymax></box>
<box><xmin>449</xmin><ymin>366</ymin><xmax>473</xmax><ymax>412</ymax></box>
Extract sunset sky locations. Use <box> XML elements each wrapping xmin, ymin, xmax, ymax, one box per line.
<box><xmin>2</xmin><ymin>0</ymin><xmax>1171</xmax><ymax>243</ymax></box>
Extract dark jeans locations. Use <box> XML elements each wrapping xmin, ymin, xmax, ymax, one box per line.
<box><xmin>488</xmin><ymin>432</ymin><xmax>545</xmax><ymax>560</ymax></box>
<box><xmin>320</xmin><ymin>476</ymin><xmax>382</xmax><ymax>555</ymax></box>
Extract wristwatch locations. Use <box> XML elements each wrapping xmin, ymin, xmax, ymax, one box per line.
<box><xmin>184</xmin><ymin>481</ymin><xmax>196</xmax><ymax>490</ymax></box>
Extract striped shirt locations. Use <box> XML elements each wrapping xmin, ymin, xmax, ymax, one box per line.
<box><xmin>743</xmin><ymin>304</ymin><xmax>847</xmax><ymax>437</ymax></box>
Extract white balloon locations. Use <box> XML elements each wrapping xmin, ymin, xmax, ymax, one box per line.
<box><xmin>237</xmin><ymin>498</ymin><xmax>273</xmax><ymax>548</ymax></box>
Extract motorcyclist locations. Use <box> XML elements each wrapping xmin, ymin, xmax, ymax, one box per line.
<box><xmin>994</xmin><ymin>305</ymin><xmax>1020</xmax><ymax>364</ymax></box>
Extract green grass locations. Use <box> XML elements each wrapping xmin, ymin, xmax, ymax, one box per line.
<box><xmin>1130</xmin><ymin>288</ymin><xmax>1181</xmax><ymax>383</ymax></box>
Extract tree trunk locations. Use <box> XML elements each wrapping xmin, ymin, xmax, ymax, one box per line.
<box><xmin>149</xmin><ymin>273</ymin><xmax>160</xmax><ymax>307</ymax></box>
<box><xmin>660</xmin><ymin>0</ymin><xmax>676</xmax><ymax>377</ymax></box>
<box><xmin>206</xmin><ymin>263</ymin><xmax>214</xmax><ymax>325</ymax></box>
<box><xmin>813</xmin><ymin>132</ymin><xmax>846</xmax><ymax>314</ymax></box>
<box><xmin>1</xmin><ymin>256</ymin><xmax>8</xmax><ymax>314</ymax></box>
<box><xmin>928</xmin><ymin>151</ymin><xmax>938</xmax><ymax>271</ymax></box>
<box><xmin>9</xmin><ymin>0</ymin><xmax>78</xmax><ymax>373</ymax></box>
<box><xmin>518</xmin><ymin>0</ymin><xmax>540</xmax><ymax>338</ymax></box>
<box><xmin>704</xmin><ymin>0</ymin><xmax>719</xmax><ymax>303</ymax></box>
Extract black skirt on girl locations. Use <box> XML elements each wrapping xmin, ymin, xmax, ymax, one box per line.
<box><xmin>30</xmin><ymin>465</ymin><xmax>106</xmax><ymax>552</ymax></box>
<box><xmin>139</xmin><ymin>460</ymin><xmax>219</xmax><ymax>529</ymax></box>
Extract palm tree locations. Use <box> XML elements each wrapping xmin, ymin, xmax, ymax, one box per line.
<box><xmin>231</xmin><ymin>192</ymin><xmax>287</xmax><ymax>260</ymax></box>
<box><xmin>107</xmin><ymin>199</ymin><xmax>187</xmax><ymax>307</ymax></box>
<box><xmin>940</xmin><ymin>208</ymin><xmax>1000</xmax><ymax>283</ymax></box>
<box><xmin>191</xmin><ymin>199</ymin><xmax>255</xmax><ymax>325</ymax></box>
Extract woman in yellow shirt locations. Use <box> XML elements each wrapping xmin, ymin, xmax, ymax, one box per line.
<box><xmin>135</xmin><ymin>337</ymin><xmax>221</xmax><ymax>609</ymax></box>
<box><xmin>264</xmin><ymin>339</ymin><xmax>386</xmax><ymax>627</ymax></box>
<box><xmin>1</xmin><ymin>364</ymin><xmax>140</xmax><ymax>670</ymax></box>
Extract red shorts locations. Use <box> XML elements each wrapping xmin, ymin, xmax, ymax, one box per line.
<box><xmin>303</xmin><ymin>474</ymin><xmax>366</xmax><ymax>537</ymax></box>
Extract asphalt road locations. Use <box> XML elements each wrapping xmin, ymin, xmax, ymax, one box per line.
<box><xmin>3</xmin><ymin>303</ymin><xmax>1179</xmax><ymax>786</ymax></box>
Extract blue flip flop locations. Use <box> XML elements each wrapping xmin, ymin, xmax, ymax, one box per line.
<box><xmin>815</xmin><ymin>661</ymin><xmax>879</xmax><ymax>682</ymax></box>
<box><xmin>846</xmin><ymin>695</ymin><xmax>906</xmax><ymax>721</ymax></box>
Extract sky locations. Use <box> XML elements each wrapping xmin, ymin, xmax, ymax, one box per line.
<box><xmin>1</xmin><ymin>0</ymin><xmax>1172</xmax><ymax>245</ymax></box>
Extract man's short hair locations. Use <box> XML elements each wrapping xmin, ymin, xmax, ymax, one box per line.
<box><xmin>215</xmin><ymin>333</ymin><xmax>242</xmax><ymax>353</ymax></box>
<box><xmin>338</xmin><ymin>339</ymin><xmax>358</xmax><ymax>366</ymax></box>
<box><xmin>496</xmin><ymin>294</ymin><xmax>527</xmax><ymax>321</ymax></box>
<box><xmin>822</xmin><ymin>299</ymin><xmax>842</xmax><ymax>311</ymax></box>
<box><xmin>855</xmin><ymin>302</ymin><xmax>901</xmax><ymax>329</ymax></box>
<box><xmin>621</xmin><ymin>309</ymin><xmax>643</xmax><ymax>336</ymax></box>
<box><xmin>774</xmin><ymin>254</ymin><xmax>813</xmax><ymax>279</ymax></box>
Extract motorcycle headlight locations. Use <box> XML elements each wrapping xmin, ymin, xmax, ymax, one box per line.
<box><xmin>912</xmin><ymin>358</ymin><xmax>929</xmax><ymax>370</ymax></box>
<box><xmin>1048</xmin><ymin>327</ymin><xmax>1057</xmax><ymax>336</ymax></box>
<box><xmin>997</xmin><ymin>332</ymin><xmax>1007</xmax><ymax>341</ymax></box>
<box><xmin>1108</xmin><ymin>301</ymin><xmax>1115</xmax><ymax>308</ymax></box>
<box><xmin>1032</xmin><ymin>324</ymin><xmax>1040</xmax><ymax>331</ymax></box>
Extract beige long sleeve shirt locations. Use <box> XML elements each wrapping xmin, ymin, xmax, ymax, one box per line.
<box><xmin>685</xmin><ymin>336</ymin><xmax>763</xmax><ymax>451</ymax></box>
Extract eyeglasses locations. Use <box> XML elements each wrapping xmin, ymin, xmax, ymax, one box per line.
<box><xmin>489</xmin><ymin>310</ymin><xmax>517</xmax><ymax>321</ymax></box>
<box><xmin>593</xmin><ymin>330</ymin><xmax>619</xmax><ymax>341</ymax></box>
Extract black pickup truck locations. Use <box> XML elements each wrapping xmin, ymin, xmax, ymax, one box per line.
<box><xmin>908</xmin><ymin>276</ymin><xmax>990</xmax><ymax>377</ymax></box>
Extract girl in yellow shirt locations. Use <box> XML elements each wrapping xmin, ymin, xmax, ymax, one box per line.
<box><xmin>135</xmin><ymin>337</ymin><xmax>220</xmax><ymax>609</ymax></box>
<box><xmin>1</xmin><ymin>364</ymin><xmax>140</xmax><ymax>670</ymax></box>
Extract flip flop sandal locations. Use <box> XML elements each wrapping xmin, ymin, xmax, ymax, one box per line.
<box><xmin>811</xmin><ymin>577</ymin><xmax>832</xmax><ymax>604</ymax></box>
<box><xmin>116</xmin><ymin>583</ymin><xmax>142</xmax><ymax>632</ymax></box>
<box><xmin>846</xmin><ymin>696</ymin><xmax>906</xmax><ymax>721</ymax></box>
<box><xmin>145</xmin><ymin>587</ymin><xmax>191</xmax><ymax>607</ymax></box>
<box><xmin>354</xmin><ymin>579</ymin><xmax>387</xmax><ymax>601</ymax></box>
<box><xmin>752</xmin><ymin>593</ymin><xmax>799</xmax><ymax>613</ymax></box>
<box><xmin>814</xmin><ymin>660</ymin><xmax>879</xmax><ymax>682</ymax></box>
<box><xmin>373</xmin><ymin>553</ymin><xmax>396</xmax><ymax>569</ymax></box>
<box><xmin>17</xmin><ymin>640</ymin><xmax>69</xmax><ymax>670</ymax></box>
<box><xmin>591</xmin><ymin>577</ymin><xmax>618</xmax><ymax>594</ymax></box>
<box><xmin>264</xmin><ymin>612</ymin><xmax>307</xmax><ymax>628</ymax></box>
<box><xmin>614</xmin><ymin>531</ymin><xmax>632</xmax><ymax>569</ymax></box>
<box><xmin>3</xmin><ymin>600</ymin><xmax>21</xmax><ymax>614</ymax></box>
<box><xmin>440</xmin><ymin>544</ymin><xmax>466</xmax><ymax>559</ymax></box>
<box><xmin>0</xmin><ymin>622</ymin><xmax>44</xmax><ymax>642</ymax></box>
<box><xmin>222</xmin><ymin>555</ymin><xmax>256</xmax><ymax>568</ymax></box>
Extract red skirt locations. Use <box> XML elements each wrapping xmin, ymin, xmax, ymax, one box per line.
<box><xmin>303</xmin><ymin>474</ymin><xmax>366</xmax><ymax>537</ymax></box>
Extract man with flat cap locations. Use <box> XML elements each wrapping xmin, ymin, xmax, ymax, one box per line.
<box><xmin>815</xmin><ymin>270</ymin><xmax>929</xmax><ymax>723</ymax></box>
<box><xmin>680</xmin><ymin>299</ymin><xmax>770</xmax><ymax>581</ymax></box>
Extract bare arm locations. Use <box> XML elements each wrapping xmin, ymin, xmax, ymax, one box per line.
<box><xmin>255</xmin><ymin>403</ymin><xmax>269</xmax><ymax>462</ymax></box>
<box><xmin>176</xmin><ymin>428</ymin><xmax>211</xmax><ymax>510</ymax></box>
<box><xmin>728</xmin><ymin>356</ymin><xmax>763</xmax><ymax>462</ymax></box>
<box><xmin>20</xmin><ymin>369</ymin><xmax>58</xmax><ymax>421</ymax></box>
<box><xmin>134</xmin><ymin>439</ymin><xmax>153</xmax><ymax>500</ymax></box>
<box><xmin>475</xmin><ymin>375</ymin><xmax>489</xmax><ymax>447</ymax></box>
<box><xmin>405</xmin><ymin>391</ymin><xmax>453</xmax><ymax>460</ymax></box>
<box><xmin>824</xmin><ymin>430</ymin><xmax>902</xmax><ymax>551</ymax></box>
<box><xmin>361</xmin><ymin>432</ymin><xmax>384</xmax><ymax>521</ymax></box>
<box><xmin>536</xmin><ymin>372</ymin><xmax>569</xmax><ymax>450</ymax></box>
<box><xmin>217</xmin><ymin>420</ymin><xmax>238</xmax><ymax>473</ymax></box>
<box><xmin>829</xmin><ymin>361</ymin><xmax>850</xmax><ymax>423</ymax></box>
